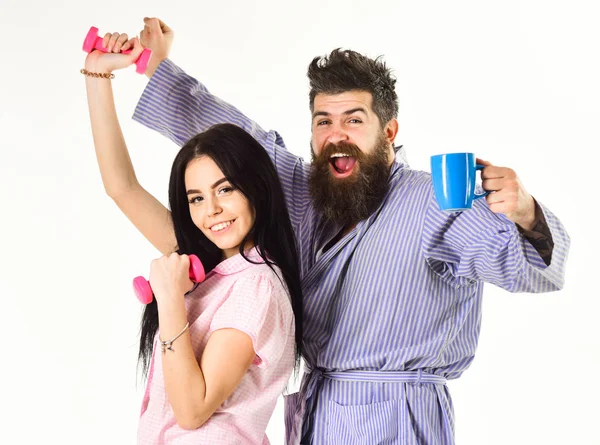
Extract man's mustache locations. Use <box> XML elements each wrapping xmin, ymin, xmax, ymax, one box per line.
<box><xmin>315</xmin><ymin>141</ymin><xmax>364</xmax><ymax>162</ymax></box>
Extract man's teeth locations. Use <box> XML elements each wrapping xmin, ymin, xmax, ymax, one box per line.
<box><xmin>211</xmin><ymin>220</ymin><xmax>233</xmax><ymax>231</ymax></box>
<box><xmin>330</xmin><ymin>153</ymin><xmax>349</xmax><ymax>158</ymax></box>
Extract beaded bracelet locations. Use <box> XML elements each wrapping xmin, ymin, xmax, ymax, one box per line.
<box><xmin>80</xmin><ymin>68</ymin><xmax>115</xmax><ymax>79</ymax></box>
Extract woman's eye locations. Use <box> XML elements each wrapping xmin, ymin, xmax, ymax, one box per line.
<box><xmin>218</xmin><ymin>186</ymin><xmax>234</xmax><ymax>195</ymax></box>
<box><xmin>189</xmin><ymin>196</ymin><xmax>203</xmax><ymax>204</ymax></box>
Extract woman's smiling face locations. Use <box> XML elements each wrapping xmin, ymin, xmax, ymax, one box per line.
<box><xmin>185</xmin><ymin>156</ymin><xmax>255</xmax><ymax>259</ymax></box>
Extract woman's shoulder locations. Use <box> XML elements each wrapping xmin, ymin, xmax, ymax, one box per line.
<box><xmin>208</xmin><ymin>248</ymin><xmax>292</xmax><ymax>305</ymax></box>
<box><xmin>222</xmin><ymin>262</ymin><xmax>295</xmax><ymax>336</ymax></box>
<box><xmin>237</xmin><ymin>261</ymin><xmax>288</xmax><ymax>295</ymax></box>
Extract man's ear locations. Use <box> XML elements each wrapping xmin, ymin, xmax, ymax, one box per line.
<box><xmin>384</xmin><ymin>118</ymin><xmax>399</xmax><ymax>145</ymax></box>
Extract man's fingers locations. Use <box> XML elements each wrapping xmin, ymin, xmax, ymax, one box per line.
<box><xmin>157</xmin><ymin>18</ymin><xmax>172</xmax><ymax>34</ymax></box>
<box><xmin>481</xmin><ymin>178</ymin><xmax>505</xmax><ymax>191</ymax></box>
<box><xmin>139</xmin><ymin>29</ymin><xmax>147</xmax><ymax>46</ymax></box>
<box><xmin>144</xmin><ymin>17</ymin><xmax>163</xmax><ymax>34</ymax></box>
<box><xmin>485</xmin><ymin>190</ymin><xmax>505</xmax><ymax>205</ymax></box>
<box><xmin>487</xmin><ymin>201</ymin><xmax>507</xmax><ymax>214</ymax></box>
<box><xmin>480</xmin><ymin>165</ymin><xmax>515</xmax><ymax>180</ymax></box>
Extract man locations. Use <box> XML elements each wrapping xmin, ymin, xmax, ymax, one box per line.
<box><xmin>122</xmin><ymin>17</ymin><xmax>569</xmax><ymax>444</ymax></box>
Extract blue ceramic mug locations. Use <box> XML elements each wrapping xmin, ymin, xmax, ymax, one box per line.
<box><xmin>430</xmin><ymin>152</ymin><xmax>488</xmax><ymax>212</ymax></box>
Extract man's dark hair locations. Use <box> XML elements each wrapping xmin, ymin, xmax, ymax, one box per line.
<box><xmin>308</xmin><ymin>49</ymin><xmax>399</xmax><ymax>127</ymax></box>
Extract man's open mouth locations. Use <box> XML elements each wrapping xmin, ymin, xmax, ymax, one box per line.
<box><xmin>329</xmin><ymin>153</ymin><xmax>357</xmax><ymax>178</ymax></box>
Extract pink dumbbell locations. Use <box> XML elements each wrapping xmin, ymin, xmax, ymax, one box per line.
<box><xmin>82</xmin><ymin>26</ymin><xmax>152</xmax><ymax>75</ymax></box>
<box><xmin>133</xmin><ymin>254</ymin><xmax>206</xmax><ymax>304</ymax></box>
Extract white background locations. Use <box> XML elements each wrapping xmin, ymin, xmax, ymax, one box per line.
<box><xmin>0</xmin><ymin>0</ymin><xmax>598</xmax><ymax>444</ymax></box>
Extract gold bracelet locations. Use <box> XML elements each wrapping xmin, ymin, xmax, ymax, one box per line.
<box><xmin>80</xmin><ymin>68</ymin><xmax>115</xmax><ymax>79</ymax></box>
<box><xmin>159</xmin><ymin>322</ymin><xmax>190</xmax><ymax>354</ymax></box>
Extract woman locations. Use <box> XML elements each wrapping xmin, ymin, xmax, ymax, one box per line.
<box><xmin>84</xmin><ymin>35</ymin><xmax>303</xmax><ymax>444</ymax></box>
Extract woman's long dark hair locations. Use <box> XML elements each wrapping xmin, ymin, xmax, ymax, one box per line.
<box><xmin>139</xmin><ymin>124</ymin><xmax>304</xmax><ymax>376</ymax></box>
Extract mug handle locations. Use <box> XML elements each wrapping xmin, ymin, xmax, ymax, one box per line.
<box><xmin>474</xmin><ymin>164</ymin><xmax>490</xmax><ymax>200</ymax></box>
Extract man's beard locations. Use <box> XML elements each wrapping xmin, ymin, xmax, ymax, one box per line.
<box><xmin>309</xmin><ymin>134</ymin><xmax>391</xmax><ymax>226</ymax></box>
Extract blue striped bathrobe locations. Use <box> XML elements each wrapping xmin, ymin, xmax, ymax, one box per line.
<box><xmin>132</xmin><ymin>59</ymin><xmax>570</xmax><ymax>445</ymax></box>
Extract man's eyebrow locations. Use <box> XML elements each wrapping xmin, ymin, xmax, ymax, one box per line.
<box><xmin>312</xmin><ymin>111</ymin><xmax>331</xmax><ymax>119</ymax></box>
<box><xmin>343</xmin><ymin>107</ymin><xmax>368</xmax><ymax>116</ymax></box>
<box><xmin>186</xmin><ymin>178</ymin><xmax>228</xmax><ymax>195</ymax></box>
<box><xmin>312</xmin><ymin>108</ymin><xmax>368</xmax><ymax>119</ymax></box>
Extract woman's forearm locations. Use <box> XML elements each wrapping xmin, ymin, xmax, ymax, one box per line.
<box><xmin>84</xmin><ymin>69</ymin><xmax>140</xmax><ymax>198</ymax></box>
<box><xmin>158</xmin><ymin>299</ymin><xmax>209</xmax><ymax>430</ymax></box>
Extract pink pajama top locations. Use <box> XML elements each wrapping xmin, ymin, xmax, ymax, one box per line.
<box><xmin>138</xmin><ymin>248</ymin><xmax>296</xmax><ymax>444</ymax></box>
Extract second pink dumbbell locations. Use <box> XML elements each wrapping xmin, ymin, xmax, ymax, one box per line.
<box><xmin>133</xmin><ymin>254</ymin><xmax>206</xmax><ymax>304</ymax></box>
<box><xmin>82</xmin><ymin>26</ymin><xmax>152</xmax><ymax>75</ymax></box>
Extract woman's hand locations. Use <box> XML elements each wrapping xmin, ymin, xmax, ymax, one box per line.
<box><xmin>149</xmin><ymin>253</ymin><xmax>195</xmax><ymax>308</ymax></box>
<box><xmin>85</xmin><ymin>33</ymin><xmax>144</xmax><ymax>74</ymax></box>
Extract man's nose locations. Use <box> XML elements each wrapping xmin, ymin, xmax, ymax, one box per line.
<box><xmin>326</xmin><ymin>124</ymin><xmax>349</xmax><ymax>145</ymax></box>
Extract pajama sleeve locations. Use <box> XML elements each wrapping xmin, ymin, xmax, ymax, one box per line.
<box><xmin>422</xmin><ymin>192</ymin><xmax>570</xmax><ymax>292</ymax></box>
<box><xmin>208</xmin><ymin>274</ymin><xmax>293</xmax><ymax>369</ymax></box>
